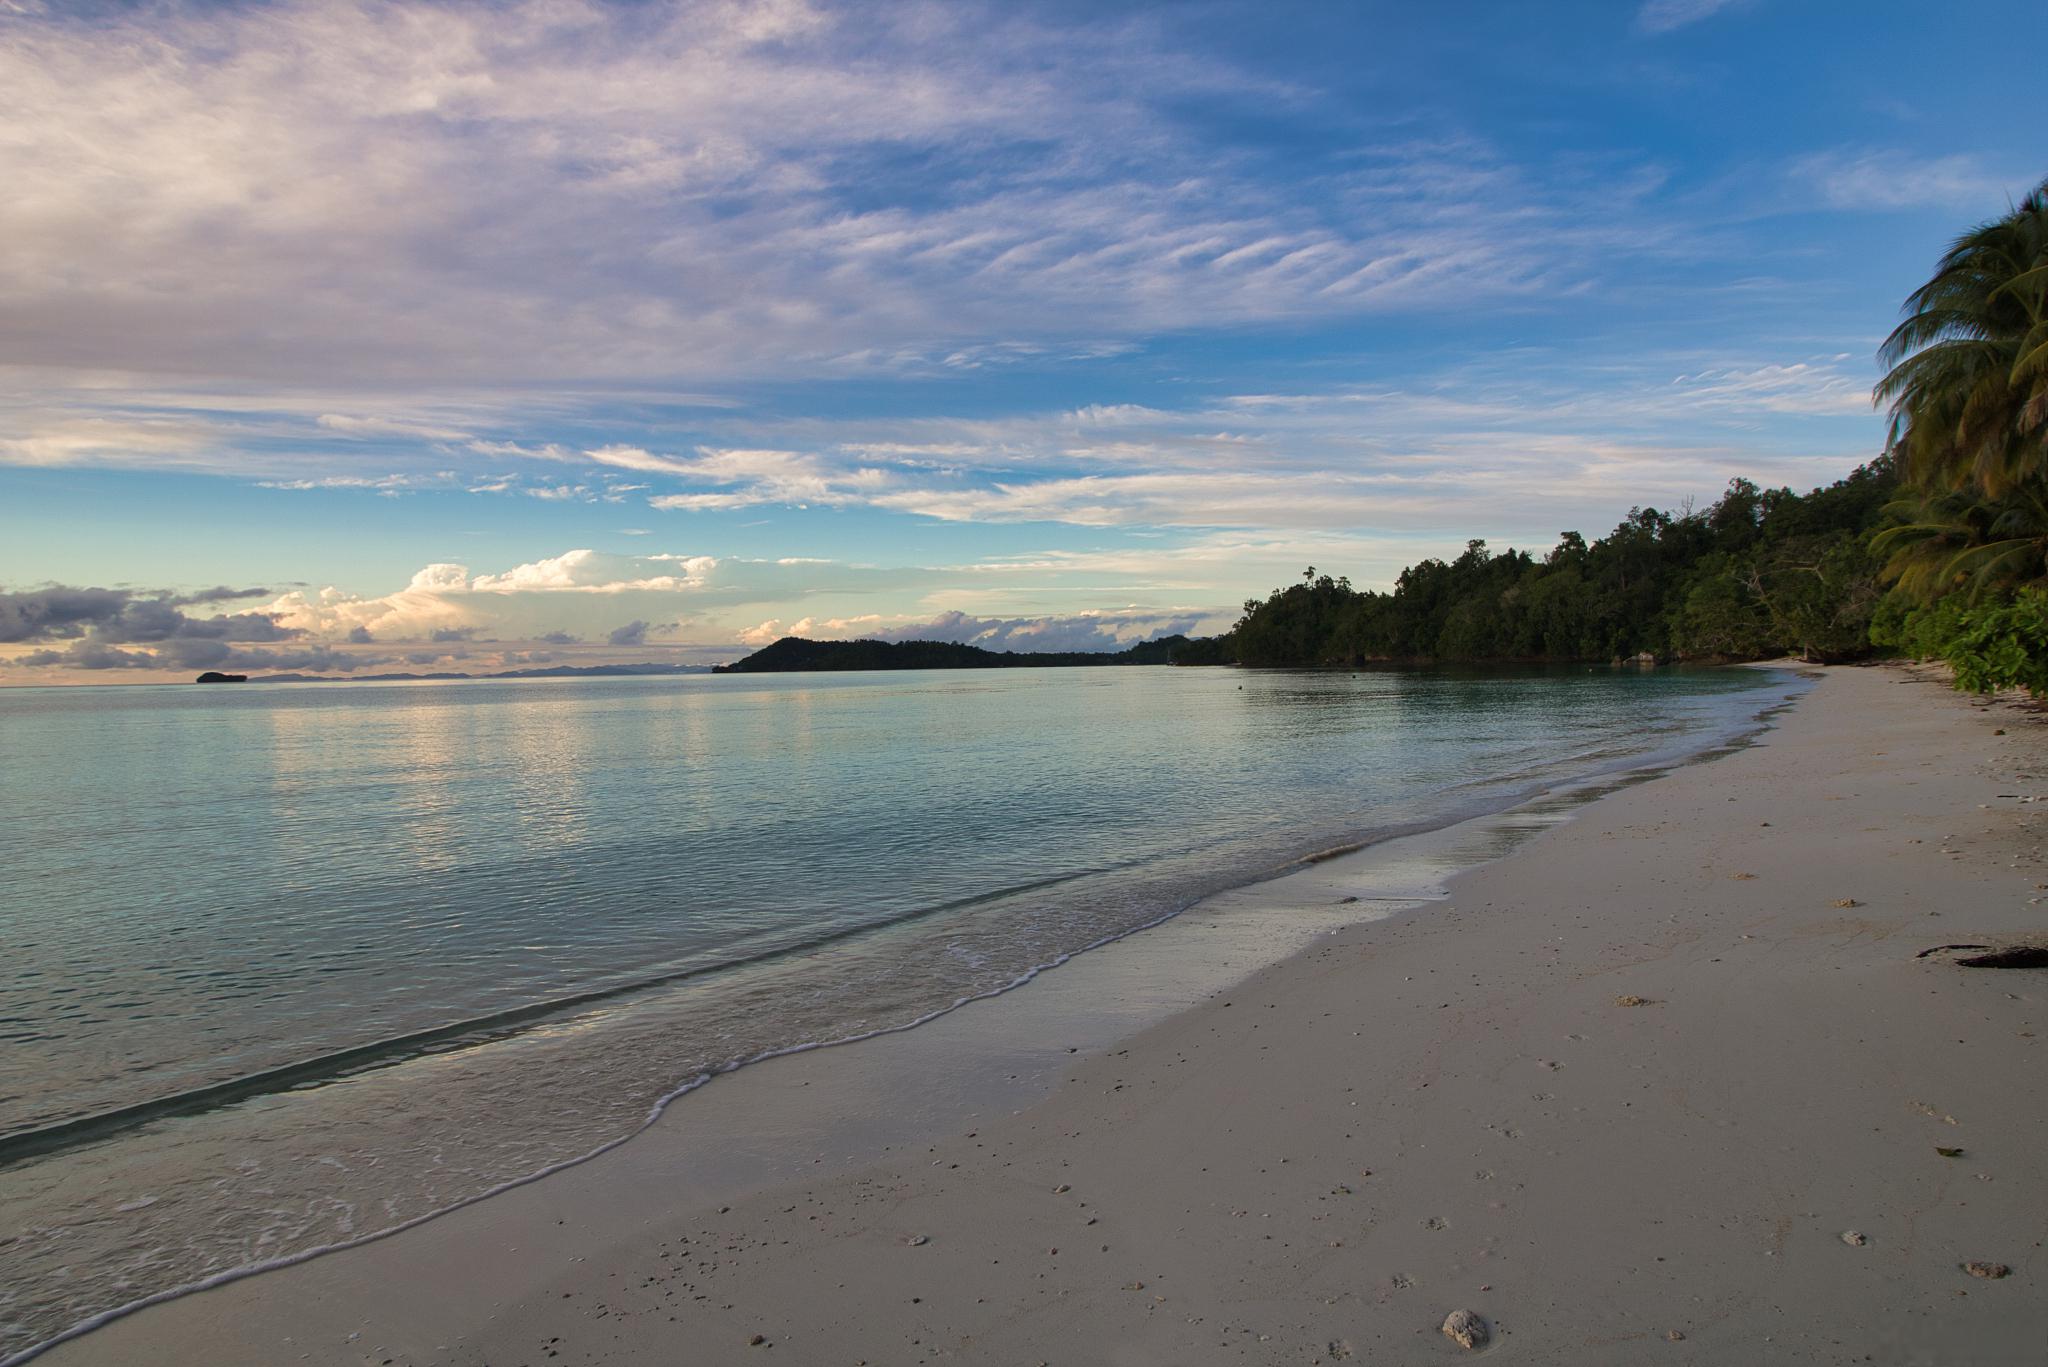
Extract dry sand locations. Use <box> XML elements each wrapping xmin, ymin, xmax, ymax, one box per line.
<box><xmin>40</xmin><ymin>664</ymin><xmax>2048</xmax><ymax>1365</ymax></box>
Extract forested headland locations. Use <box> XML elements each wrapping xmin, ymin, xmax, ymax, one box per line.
<box><xmin>1214</xmin><ymin>461</ymin><xmax>1897</xmax><ymax>668</ymax></box>
<box><xmin>718</xmin><ymin>634</ymin><xmax>1190</xmax><ymax>672</ymax></box>
<box><xmin>1204</xmin><ymin>180</ymin><xmax>2048</xmax><ymax>691</ymax></box>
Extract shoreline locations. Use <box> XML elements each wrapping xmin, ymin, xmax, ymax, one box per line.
<box><xmin>0</xmin><ymin>669</ymin><xmax>1786</xmax><ymax>1165</ymax></box>
<box><xmin>1</xmin><ymin>667</ymin><xmax>1797</xmax><ymax>1364</ymax></box>
<box><xmin>37</xmin><ymin>663</ymin><xmax>2048</xmax><ymax>1364</ymax></box>
<box><xmin>9</xmin><ymin>673</ymin><xmax>1789</xmax><ymax>1366</ymax></box>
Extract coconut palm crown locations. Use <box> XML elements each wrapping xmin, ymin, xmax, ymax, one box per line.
<box><xmin>1876</xmin><ymin>178</ymin><xmax>2048</xmax><ymax>501</ymax></box>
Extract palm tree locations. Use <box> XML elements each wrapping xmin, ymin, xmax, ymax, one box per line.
<box><xmin>1876</xmin><ymin>178</ymin><xmax>2048</xmax><ymax>499</ymax></box>
<box><xmin>1872</xmin><ymin>483</ymin><xmax>2048</xmax><ymax>602</ymax></box>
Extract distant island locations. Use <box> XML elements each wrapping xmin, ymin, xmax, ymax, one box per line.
<box><xmin>715</xmin><ymin>634</ymin><xmax>1203</xmax><ymax>673</ymax></box>
<box><xmin>199</xmin><ymin>662</ymin><xmax>714</xmax><ymax>684</ymax></box>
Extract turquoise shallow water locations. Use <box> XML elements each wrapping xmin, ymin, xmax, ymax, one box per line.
<box><xmin>0</xmin><ymin>664</ymin><xmax>1798</xmax><ymax>1358</ymax></box>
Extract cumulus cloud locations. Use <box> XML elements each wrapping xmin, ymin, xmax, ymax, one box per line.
<box><xmin>9</xmin><ymin>549</ymin><xmax>1160</xmax><ymax>676</ymax></box>
<box><xmin>0</xmin><ymin>586</ymin><xmax>130</xmax><ymax>643</ymax></box>
<box><xmin>736</xmin><ymin>614</ymin><xmax>889</xmax><ymax>647</ymax></box>
<box><xmin>467</xmin><ymin>549</ymin><xmax>718</xmax><ymax>594</ymax></box>
<box><xmin>0</xmin><ymin>584</ymin><xmax>295</xmax><ymax>644</ymax></box>
<box><xmin>0</xmin><ymin>585</ymin><xmax>410</xmax><ymax>674</ymax></box>
<box><xmin>246</xmin><ymin>548</ymin><xmax>935</xmax><ymax>652</ymax></box>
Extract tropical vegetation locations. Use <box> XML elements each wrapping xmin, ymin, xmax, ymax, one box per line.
<box><xmin>1220</xmin><ymin>462</ymin><xmax>1896</xmax><ymax>668</ymax></box>
<box><xmin>1867</xmin><ymin>177</ymin><xmax>2048</xmax><ymax>690</ymax></box>
<box><xmin>1207</xmin><ymin>178</ymin><xmax>2048</xmax><ymax>692</ymax></box>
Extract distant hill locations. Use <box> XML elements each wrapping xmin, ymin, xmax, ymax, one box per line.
<box><xmin>250</xmin><ymin>662</ymin><xmax>714</xmax><ymax>684</ymax></box>
<box><xmin>714</xmin><ymin>634</ymin><xmax>1208</xmax><ymax>673</ymax></box>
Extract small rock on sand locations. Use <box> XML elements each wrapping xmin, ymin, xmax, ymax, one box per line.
<box><xmin>1441</xmin><ymin>1309</ymin><xmax>1489</xmax><ymax>1350</ymax></box>
<box><xmin>1962</xmin><ymin>1261</ymin><xmax>2011</xmax><ymax>1279</ymax></box>
<box><xmin>1841</xmin><ymin>1230</ymin><xmax>1868</xmax><ymax>1246</ymax></box>
<box><xmin>1615</xmin><ymin>994</ymin><xmax>1651</xmax><ymax>1007</ymax></box>
<box><xmin>901</xmin><ymin>1233</ymin><xmax>929</xmax><ymax>1247</ymax></box>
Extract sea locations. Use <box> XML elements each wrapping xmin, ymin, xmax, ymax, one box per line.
<box><xmin>0</xmin><ymin>663</ymin><xmax>1802</xmax><ymax>1359</ymax></box>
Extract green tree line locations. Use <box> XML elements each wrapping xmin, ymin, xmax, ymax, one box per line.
<box><xmin>1203</xmin><ymin>178</ymin><xmax>2048</xmax><ymax>691</ymax></box>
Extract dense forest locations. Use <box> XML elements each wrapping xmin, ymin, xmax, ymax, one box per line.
<box><xmin>1207</xmin><ymin>180</ymin><xmax>2048</xmax><ymax>692</ymax></box>
<box><xmin>1217</xmin><ymin>461</ymin><xmax>1898</xmax><ymax>667</ymax></box>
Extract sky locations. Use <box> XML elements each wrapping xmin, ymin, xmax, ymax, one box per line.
<box><xmin>1</xmin><ymin>0</ymin><xmax>2042</xmax><ymax>682</ymax></box>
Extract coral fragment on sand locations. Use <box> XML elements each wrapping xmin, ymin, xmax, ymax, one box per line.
<box><xmin>1441</xmin><ymin>1308</ymin><xmax>1489</xmax><ymax>1350</ymax></box>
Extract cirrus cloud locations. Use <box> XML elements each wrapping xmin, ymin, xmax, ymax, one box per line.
<box><xmin>0</xmin><ymin>0</ymin><xmax>1586</xmax><ymax>395</ymax></box>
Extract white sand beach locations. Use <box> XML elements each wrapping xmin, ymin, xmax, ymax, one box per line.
<box><xmin>40</xmin><ymin>664</ymin><xmax>2048</xmax><ymax>1366</ymax></box>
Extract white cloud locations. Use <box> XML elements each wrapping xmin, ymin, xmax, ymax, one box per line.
<box><xmin>737</xmin><ymin>614</ymin><xmax>889</xmax><ymax>647</ymax></box>
<box><xmin>316</xmin><ymin>413</ymin><xmax>471</xmax><ymax>440</ymax></box>
<box><xmin>643</xmin><ymin>448</ymin><xmax>883</xmax><ymax>509</ymax></box>
<box><xmin>597</xmin><ymin>352</ymin><xmax>1879</xmax><ymax>535</ymax></box>
<box><xmin>878</xmin><ymin>608</ymin><xmax>1211</xmax><ymax>652</ymax></box>
<box><xmin>0</xmin><ymin>0</ymin><xmax>1670</xmax><ymax>403</ymax></box>
<box><xmin>1663</xmin><ymin>361</ymin><xmax>1873</xmax><ymax>416</ymax></box>
<box><xmin>257</xmin><ymin>548</ymin><xmax>942</xmax><ymax>648</ymax></box>
<box><xmin>0</xmin><ymin>415</ymin><xmax>221</xmax><ymax>467</ymax></box>
<box><xmin>1789</xmin><ymin>149</ymin><xmax>2025</xmax><ymax>213</ymax></box>
<box><xmin>468</xmin><ymin>549</ymin><xmax>718</xmax><ymax>594</ymax></box>
<box><xmin>265</xmin><ymin>582</ymin><xmax>473</xmax><ymax>642</ymax></box>
<box><xmin>260</xmin><ymin>473</ymin><xmax>442</xmax><ymax>493</ymax></box>
<box><xmin>408</xmin><ymin>563</ymin><xmax>471</xmax><ymax>593</ymax></box>
<box><xmin>1634</xmin><ymin>0</ymin><xmax>1753</xmax><ymax>36</ymax></box>
<box><xmin>734</xmin><ymin>607</ymin><xmax>1213</xmax><ymax>652</ymax></box>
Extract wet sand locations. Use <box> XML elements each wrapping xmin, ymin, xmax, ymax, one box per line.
<box><xmin>37</xmin><ymin>664</ymin><xmax>2048</xmax><ymax>1365</ymax></box>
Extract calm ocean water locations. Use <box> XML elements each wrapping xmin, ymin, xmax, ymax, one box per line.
<box><xmin>0</xmin><ymin>664</ymin><xmax>1798</xmax><ymax>1357</ymax></box>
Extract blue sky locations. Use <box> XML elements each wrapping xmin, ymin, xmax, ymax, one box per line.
<box><xmin>1</xmin><ymin>0</ymin><xmax>2041</xmax><ymax>678</ymax></box>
